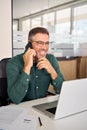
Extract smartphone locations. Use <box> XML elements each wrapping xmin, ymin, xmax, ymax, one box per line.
<box><xmin>25</xmin><ymin>42</ymin><xmax>32</xmax><ymax>52</ymax></box>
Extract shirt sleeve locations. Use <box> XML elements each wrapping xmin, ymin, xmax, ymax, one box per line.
<box><xmin>49</xmin><ymin>55</ymin><xmax>64</xmax><ymax>93</ymax></box>
<box><xmin>6</xmin><ymin>59</ymin><xmax>31</xmax><ymax>104</ymax></box>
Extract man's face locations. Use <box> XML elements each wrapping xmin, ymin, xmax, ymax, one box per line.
<box><xmin>31</xmin><ymin>33</ymin><xmax>49</xmax><ymax>59</ymax></box>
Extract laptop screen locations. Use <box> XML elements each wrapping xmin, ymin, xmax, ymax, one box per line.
<box><xmin>46</xmin><ymin>107</ymin><xmax>56</xmax><ymax>114</ymax></box>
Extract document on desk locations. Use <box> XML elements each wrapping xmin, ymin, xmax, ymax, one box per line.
<box><xmin>0</xmin><ymin>106</ymin><xmax>38</xmax><ymax>130</ymax></box>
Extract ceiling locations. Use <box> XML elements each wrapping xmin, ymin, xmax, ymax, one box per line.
<box><xmin>13</xmin><ymin>0</ymin><xmax>77</xmax><ymax>19</ymax></box>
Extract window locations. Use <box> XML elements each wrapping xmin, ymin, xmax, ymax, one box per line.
<box><xmin>31</xmin><ymin>17</ymin><xmax>41</xmax><ymax>28</ymax></box>
<box><xmin>13</xmin><ymin>20</ymin><xmax>18</xmax><ymax>31</ymax></box>
<box><xmin>73</xmin><ymin>4</ymin><xmax>87</xmax><ymax>56</ymax></box>
<box><xmin>73</xmin><ymin>4</ymin><xmax>87</xmax><ymax>35</ymax></box>
<box><xmin>22</xmin><ymin>19</ymin><xmax>30</xmax><ymax>31</ymax></box>
<box><xmin>43</xmin><ymin>12</ymin><xmax>55</xmax><ymax>32</ymax></box>
<box><xmin>55</xmin><ymin>8</ymin><xmax>70</xmax><ymax>34</ymax></box>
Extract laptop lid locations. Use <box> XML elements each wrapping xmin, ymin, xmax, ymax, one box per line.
<box><xmin>54</xmin><ymin>78</ymin><xmax>87</xmax><ymax>119</ymax></box>
<box><xmin>32</xmin><ymin>78</ymin><xmax>87</xmax><ymax>120</ymax></box>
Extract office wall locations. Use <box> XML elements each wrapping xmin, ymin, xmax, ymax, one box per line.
<box><xmin>0</xmin><ymin>0</ymin><xmax>12</xmax><ymax>60</ymax></box>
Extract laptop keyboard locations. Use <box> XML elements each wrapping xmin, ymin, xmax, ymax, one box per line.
<box><xmin>46</xmin><ymin>107</ymin><xmax>56</xmax><ymax>114</ymax></box>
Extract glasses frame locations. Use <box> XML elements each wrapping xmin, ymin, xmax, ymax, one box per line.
<box><xmin>31</xmin><ymin>40</ymin><xmax>54</xmax><ymax>46</ymax></box>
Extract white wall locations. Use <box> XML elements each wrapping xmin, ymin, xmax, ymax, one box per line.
<box><xmin>0</xmin><ymin>0</ymin><xmax>12</xmax><ymax>60</ymax></box>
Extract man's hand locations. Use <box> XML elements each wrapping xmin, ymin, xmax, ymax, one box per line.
<box><xmin>37</xmin><ymin>57</ymin><xmax>58</xmax><ymax>80</ymax></box>
<box><xmin>23</xmin><ymin>48</ymin><xmax>36</xmax><ymax>74</ymax></box>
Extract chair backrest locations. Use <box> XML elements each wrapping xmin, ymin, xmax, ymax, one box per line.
<box><xmin>0</xmin><ymin>58</ymin><xmax>10</xmax><ymax>106</ymax></box>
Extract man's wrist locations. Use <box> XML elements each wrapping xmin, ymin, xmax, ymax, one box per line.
<box><xmin>23</xmin><ymin>66</ymin><xmax>31</xmax><ymax>75</ymax></box>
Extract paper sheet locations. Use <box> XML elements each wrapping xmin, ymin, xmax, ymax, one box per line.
<box><xmin>0</xmin><ymin>106</ymin><xmax>38</xmax><ymax>130</ymax></box>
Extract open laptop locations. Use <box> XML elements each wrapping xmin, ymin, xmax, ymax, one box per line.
<box><xmin>32</xmin><ymin>78</ymin><xmax>87</xmax><ymax>120</ymax></box>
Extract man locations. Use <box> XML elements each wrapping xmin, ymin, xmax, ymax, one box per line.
<box><xmin>6</xmin><ymin>27</ymin><xmax>64</xmax><ymax>104</ymax></box>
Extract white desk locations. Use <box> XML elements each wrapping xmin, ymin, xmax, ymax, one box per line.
<box><xmin>11</xmin><ymin>95</ymin><xmax>87</xmax><ymax>130</ymax></box>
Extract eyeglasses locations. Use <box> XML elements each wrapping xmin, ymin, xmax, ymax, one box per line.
<box><xmin>31</xmin><ymin>40</ymin><xmax>54</xmax><ymax>46</ymax></box>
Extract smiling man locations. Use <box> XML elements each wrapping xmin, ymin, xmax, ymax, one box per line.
<box><xmin>6</xmin><ymin>27</ymin><xmax>64</xmax><ymax>104</ymax></box>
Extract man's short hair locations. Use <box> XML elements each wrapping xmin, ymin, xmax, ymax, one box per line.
<box><xmin>28</xmin><ymin>27</ymin><xmax>49</xmax><ymax>41</ymax></box>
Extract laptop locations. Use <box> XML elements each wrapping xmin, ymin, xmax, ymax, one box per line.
<box><xmin>32</xmin><ymin>78</ymin><xmax>87</xmax><ymax>120</ymax></box>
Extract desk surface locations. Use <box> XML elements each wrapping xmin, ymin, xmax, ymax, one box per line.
<box><xmin>11</xmin><ymin>95</ymin><xmax>87</xmax><ymax>130</ymax></box>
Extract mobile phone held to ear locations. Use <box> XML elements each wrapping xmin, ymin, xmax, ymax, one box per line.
<box><xmin>25</xmin><ymin>42</ymin><xmax>32</xmax><ymax>52</ymax></box>
<box><xmin>28</xmin><ymin>42</ymin><xmax>32</xmax><ymax>49</ymax></box>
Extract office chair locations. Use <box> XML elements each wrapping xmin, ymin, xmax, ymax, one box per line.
<box><xmin>0</xmin><ymin>58</ymin><xmax>11</xmax><ymax>106</ymax></box>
